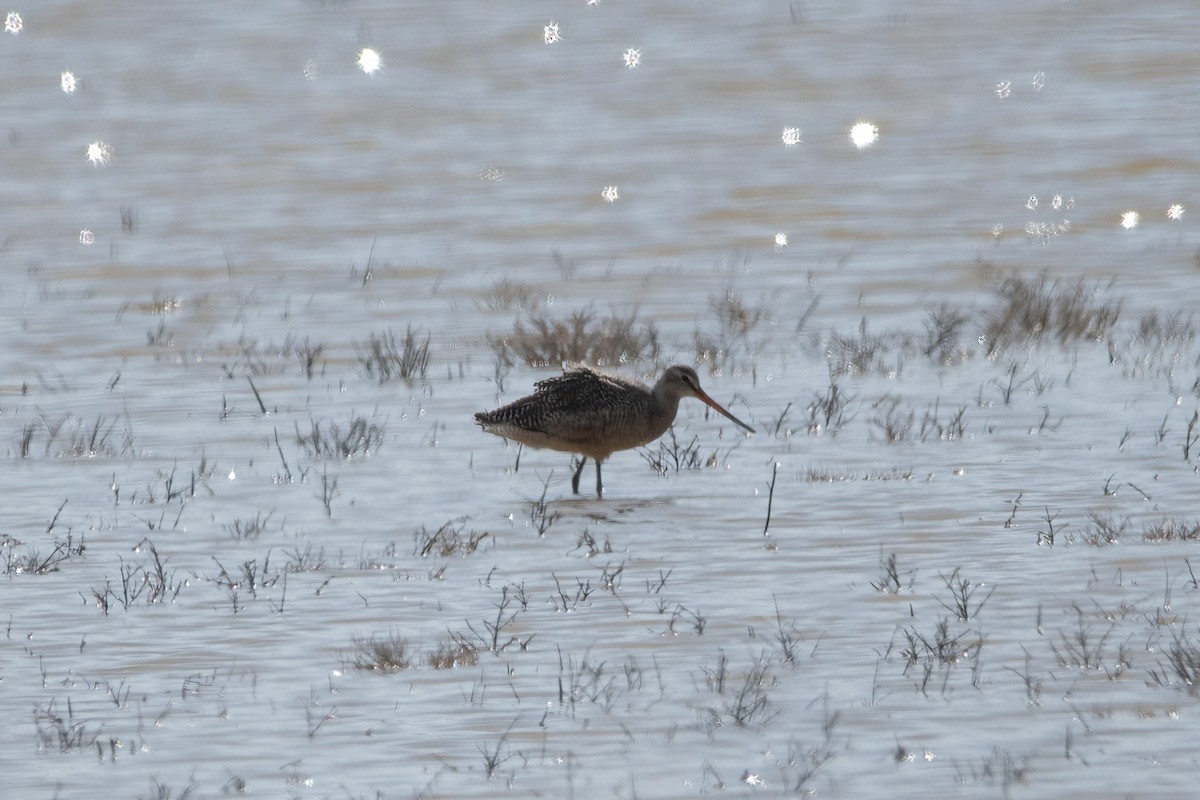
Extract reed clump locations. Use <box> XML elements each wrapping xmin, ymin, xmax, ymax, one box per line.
<box><xmin>345</xmin><ymin>633</ymin><xmax>414</xmax><ymax>672</ymax></box>
<box><xmin>354</xmin><ymin>325</ymin><xmax>430</xmax><ymax>383</ymax></box>
<box><xmin>981</xmin><ymin>272</ymin><xmax>1121</xmax><ymax>356</ymax></box>
<box><xmin>491</xmin><ymin>306</ymin><xmax>659</xmax><ymax>367</ymax></box>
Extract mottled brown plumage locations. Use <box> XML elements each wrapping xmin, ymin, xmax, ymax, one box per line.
<box><xmin>475</xmin><ymin>364</ymin><xmax>755</xmax><ymax>497</ymax></box>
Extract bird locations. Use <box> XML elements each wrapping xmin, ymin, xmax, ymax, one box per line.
<box><xmin>474</xmin><ymin>364</ymin><xmax>755</xmax><ymax>497</ymax></box>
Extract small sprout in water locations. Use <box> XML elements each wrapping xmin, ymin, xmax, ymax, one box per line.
<box><xmin>543</xmin><ymin>22</ymin><xmax>561</xmax><ymax>44</ymax></box>
<box><xmin>995</xmin><ymin>81</ymin><xmax>1012</xmax><ymax>98</ymax></box>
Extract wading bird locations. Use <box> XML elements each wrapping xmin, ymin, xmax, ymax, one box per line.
<box><xmin>475</xmin><ymin>364</ymin><xmax>755</xmax><ymax>497</ymax></box>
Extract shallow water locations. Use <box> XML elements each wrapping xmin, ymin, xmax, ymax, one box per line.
<box><xmin>3</xmin><ymin>1</ymin><xmax>1200</xmax><ymax>798</ymax></box>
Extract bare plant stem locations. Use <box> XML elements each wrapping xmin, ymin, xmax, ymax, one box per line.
<box><xmin>763</xmin><ymin>461</ymin><xmax>779</xmax><ymax>537</ymax></box>
<box><xmin>1185</xmin><ymin>410</ymin><xmax>1198</xmax><ymax>461</ymax></box>
<box><xmin>46</xmin><ymin>499</ymin><xmax>68</xmax><ymax>533</ymax></box>
<box><xmin>273</xmin><ymin>427</ymin><xmax>292</xmax><ymax>483</ymax></box>
<box><xmin>247</xmin><ymin>376</ymin><xmax>266</xmax><ymax>415</ymax></box>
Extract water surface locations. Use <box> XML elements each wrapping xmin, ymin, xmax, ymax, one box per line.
<box><xmin>2</xmin><ymin>2</ymin><xmax>1199</xmax><ymax>798</ymax></box>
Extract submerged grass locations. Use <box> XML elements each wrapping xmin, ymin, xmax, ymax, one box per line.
<box><xmin>229</xmin><ymin>334</ymin><xmax>326</xmax><ymax>378</ymax></box>
<box><xmin>1143</xmin><ymin>518</ymin><xmax>1200</xmax><ymax>542</ymax></box>
<box><xmin>479</xmin><ymin>277</ymin><xmax>543</xmax><ymax>312</ymax></box>
<box><xmin>16</xmin><ymin>412</ymin><xmax>135</xmax><ymax>459</ymax></box>
<box><xmin>693</xmin><ymin>288</ymin><xmax>772</xmax><ymax>376</ymax></box>
<box><xmin>808</xmin><ymin>267</ymin><xmax>1125</xmax><ymax>371</ymax></box>
<box><xmin>295</xmin><ymin>412</ymin><xmax>385</xmax><ymax>459</ymax></box>
<box><xmin>1148</xmin><ymin>628</ymin><xmax>1200</xmax><ymax>694</ymax></box>
<box><xmin>354</xmin><ymin>325</ymin><xmax>431</xmax><ymax>383</ymax></box>
<box><xmin>427</xmin><ymin>640</ymin><xmax>480</xmax><ymax>669</ymax></box>
<box><xmin>820</xmin><ymin>317</ymin><xmax>910</xmax><ymax>378</ymax></box>
<box><xmin>2</xmin><ymin>532</ymin><xmax>86</xmax><ymax>576</ymax></box>
<box><xmin>640</xmin><ymin>427</ymin><xmax>707</xmax><ymax>475</ymax></box>
<box><xmin>981</xmin><ymin>271</ymin><xmax>1121</xmax><ymax>356</ymax></box>
<box><xmin>414</xmin><ymin>517</ymin><xmax>490</xmax><ymax>557</ymax></box>
<box><xmin>345</xmin><ymin>632</ymin><xmax>414</xmax><ymax>672</ymax></box>
<box><xmin>804</xmin><ymin>465</ymin><xmax>914</xmax><ymax>482</ymax></box>
<box><xmin>491</xmin><ymin>306</ymin><xmax>659</xmax><ymax>368</ymax></box>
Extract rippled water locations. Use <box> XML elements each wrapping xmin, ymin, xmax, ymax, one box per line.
<box><xmin>3</xmin><ymin>2</ymin><xmax>1199</xmax><ymax>798</ymax></box>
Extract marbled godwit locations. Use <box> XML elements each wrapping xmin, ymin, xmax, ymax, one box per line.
<box><xmin>474</xmin><ymin>364</ymin><xmax>755</xmax><ymax>497</ymax></box>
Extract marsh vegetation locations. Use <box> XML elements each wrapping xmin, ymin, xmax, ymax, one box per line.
<box><xmin>8</xmin><ymin>255</ymin><xmax>1200</xmax><ymax>798</ymax></box>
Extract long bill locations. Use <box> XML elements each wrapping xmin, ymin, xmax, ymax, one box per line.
<box><xmin>695</xmin><ymin>390</ymin><xmax>755</xmax><ymax>433</ymax></box>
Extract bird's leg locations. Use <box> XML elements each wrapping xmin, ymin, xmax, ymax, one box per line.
<box><xmin>595</xmin><ymin>460</ymin><xmax>603</xmax><ymax>498</ymax></box>
<box><xmin>571</xmin><ymin>456</ymin><xmax>587</xmax><ymax>495</ymax></box>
